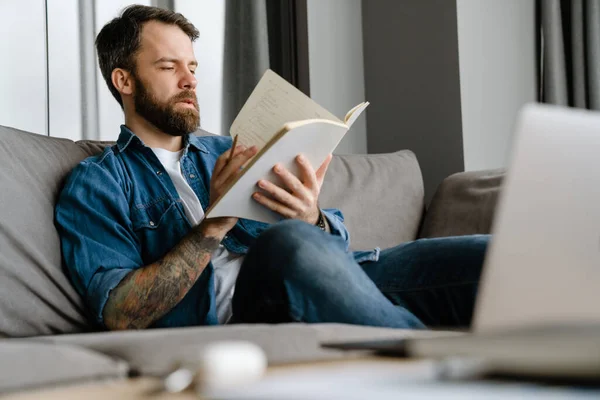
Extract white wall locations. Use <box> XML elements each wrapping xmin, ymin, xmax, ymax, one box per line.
<box><xmin>0</xmin><ymin>0</ymin><xmax>48</xmax><ymax>135</ymax></box>
<box><xmin>175</xmin><ymin>0</ymin><xmax>226</xmax><ymax>135</ymax></box>
<box><xmin>457</xmin><ymin>0</ymin><xmax>537</xmax><ymax>171</ymax></box>
<box><xmin>47</xmin><ymin>0</ymin><xmax>82</xmax><ymax>141</ymax></box>
<box><xmin>307</xmin><ymin>0</ymin><xmax>367</xmax><ymax>154</ymax></box>
<box><xmin>47</xmin><ymin>0</ymin><xmax>151</xmax><ymax>141</ymax></box>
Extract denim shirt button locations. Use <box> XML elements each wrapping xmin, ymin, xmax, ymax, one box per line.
<box><xmin>156</xmin><ymin>171</ymin><xmax>162</xmax><ymax>176</ymax></box>
<box><xmin>149</xmin><ymin>221</ymin><xmax>155</xmax><ymax>226</ymax></box>
<box><xmin>189</xmin><ymin>174</ymin><xmax>196</xmax><ymax>179</ymax></box>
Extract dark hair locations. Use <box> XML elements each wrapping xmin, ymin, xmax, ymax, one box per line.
<box><xmin>95</xmin><ymin>5</ymin><xmax>199</xmax><ymax>108</ymax></box>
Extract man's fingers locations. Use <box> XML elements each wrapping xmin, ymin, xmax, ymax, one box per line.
<box><xmin>252</xmin><ymin>192</ymin><xmax>296</xmax><ymax>219</ymax></box>
<box><xmin>272</xmin><ymin>163</ymin><xmax>310</xmax><ymax>200</ymax></box>
<box><xmin>316</xmin><ymin>154</ymin><xmax>333</xmax><ymax>185</ymax></box>
<box><xmin>219</xmin><ymin>146</ymin><xmax>258</xmax><ymax>187</ymax></box>
<box><xmin>256</xmin><ymin>179</ymin><xmax>305</xmax><ymax>211</ymax></box>
<box><xmin>296</xmin><ymin>154</ymin><xmax>318</xmax><ymax>191</ymax></box>
<box><xmin>226</xmin><ymin>146</ymin><xmax>257</xmax><ymax>175</ymax></box>
<box><xmin>214</xmin><ymin>145</ymin><xmax>246</xmax><ymax>177</ymax></box>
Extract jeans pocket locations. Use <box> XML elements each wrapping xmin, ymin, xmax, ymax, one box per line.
<box><xmin>353</xmin><ymin>248</ymin><xmax>381</xmax><ymax>263</ymax></box>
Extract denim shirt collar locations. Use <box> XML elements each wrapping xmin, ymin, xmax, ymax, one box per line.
<box><xmin>116</xmin><ymin>125</ymin><xmax>210</xmax><ymax>154</ymax></box>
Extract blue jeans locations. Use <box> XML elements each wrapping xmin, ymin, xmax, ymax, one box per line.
<box><xmin>232</xmin><ymin>220</ymin><xmax>489</xmax><ymax>329</ymax></box>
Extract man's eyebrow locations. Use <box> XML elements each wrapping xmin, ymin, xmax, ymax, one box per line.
<box><xmin>154</xmin><ymin>57</ymin><xmax>198</xmax><ymax>67</ymax></box>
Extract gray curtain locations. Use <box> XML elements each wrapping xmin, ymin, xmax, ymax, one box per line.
<box><xmin>222</xmin><ymin>0</ymin><xmax>270</xmax><ymax>135</ymax></box>
<box><xmin>540</xmin><ymin>0</ymin><xmax>600</xmax><ymax>109</ymax></box>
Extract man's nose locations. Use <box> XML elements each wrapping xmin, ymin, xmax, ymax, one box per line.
<box><xmin>180</xmin><ymin>70</ymin><xmax>197</xmax><ymax>90</ymax></box>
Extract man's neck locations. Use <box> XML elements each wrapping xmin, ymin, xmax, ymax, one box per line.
<box><xmin>124</xmin><ymin>113</ymin><xmax>183</xmax><ymax>152</ymax></box>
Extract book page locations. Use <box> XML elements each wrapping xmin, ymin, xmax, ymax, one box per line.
<box><xmin>344</xmin><ymin>101</ymin><xmax>370</xmax><ymax>127</ymax></box>
<box><xmin>230</xmin><ymin>69</ymin><xmax>341</xmax><ymax>150</ymax></box>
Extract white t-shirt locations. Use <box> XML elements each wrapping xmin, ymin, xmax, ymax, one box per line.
<box><xmin>151</xmin><ymin>147</ymin><xmax>243</xmax><ymax>324</ymax></box>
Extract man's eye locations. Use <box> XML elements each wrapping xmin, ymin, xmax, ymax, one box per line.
<box><xmin>190</xmin><ymin>70</ymin><xmax>196</xmax><ymax>75</ymax></box>
<box><xmin>161</xmin><ymin>67</ymin><xmax>174</xmax><ymax>71</ymax></box>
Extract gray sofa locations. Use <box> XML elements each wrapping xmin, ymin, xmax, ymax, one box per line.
<box><xmin>0</xmin><ymin>124</ymin><xmax>504</xmax><ymax>393</ymax></box>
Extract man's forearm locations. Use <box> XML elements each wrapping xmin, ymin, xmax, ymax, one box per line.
<box><xmin>103</xmin><ymin>225</ymin><xmax>222</xmax><ymax>330</ymax></box>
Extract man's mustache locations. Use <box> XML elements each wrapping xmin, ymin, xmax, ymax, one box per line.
<box><xmin>171</xmin><ymin>91</ymin><xmax>198</xmax><ymax>109</ymax></box>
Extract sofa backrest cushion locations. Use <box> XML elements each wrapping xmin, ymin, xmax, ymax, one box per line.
<box><xmin>319</xmin><ymin>151</ymin><xmax>424</xmax><ymax>250</ymax></box>
<box><xmin>0</xmin><ymin>126</ymin><xmax>92</xmax><ymax>337</ymax></box>
<box><xmin>419</xmin><ymin>169</ymin><xmax>504</xmax><ymax>238</ymax></box>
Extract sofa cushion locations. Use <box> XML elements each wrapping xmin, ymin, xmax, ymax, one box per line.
<box><xmin>319</xmin><ymin>151</ymin><xmax>424</xmax><ymax>250</ymax></box>
<box><xmin>0</xmin><ymin>340</ymin><xmax>128</xmax><ymax>393</ymax></box>
<box><xmin>75</xmin><ymin>140</ymin><xmax>114</xmax><ymax>158</ymax></box>
<box><xmin>419</xmin><ymin>169</ymin><xmax>504</xmax><ymax>238</ymax></box>
<box><xmin>0</xmin><ymin>125</ymin><xmax>92</xmax><ymax>337</ymax></box>
<box><xmin>43</xmin><ymin>323</ymin><xmax>448</xmax><ymax>377</ymax></box>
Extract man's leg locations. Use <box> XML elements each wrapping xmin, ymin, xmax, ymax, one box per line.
<box><xmin>231</xmin><ymin>220</ymin><xmax>425</xmax><ymax>329</ymax></box>
<box><xmin>360</xmin><ymin>235</ymin><xmax>489</xmax><ymax>328</ymax></box>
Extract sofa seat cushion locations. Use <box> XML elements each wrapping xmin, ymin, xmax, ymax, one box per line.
<box><xmin>0</xmin><ymin>340</ymin><xmax>128</xmax><ymax>393</ymax></box>
<box><xmin>41</xmin><ymin>323</ymin><xmax>451</xmax><ymax>377</ymax></box>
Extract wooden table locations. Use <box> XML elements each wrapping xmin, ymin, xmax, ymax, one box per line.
<box><xmin>4</xmin><ymin>357</ymin><xmax>402</xmax><ymax>400</ymax></box>
<box><xmin>6</xmin><ymin>356</ymin><xmax>598</xmax><ymax>399</ymax></box>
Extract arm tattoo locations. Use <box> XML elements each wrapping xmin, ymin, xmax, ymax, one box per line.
<box><xmin>103</xmin><ymin>228</ymin><xmax>221</xmax><ymax>330</ymax></box>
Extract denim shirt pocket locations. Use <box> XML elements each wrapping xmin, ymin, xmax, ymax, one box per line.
<box><xmin>131</xmin><ymin>197</ymin><xmax>187</xmax><ymax>262</ymax></box>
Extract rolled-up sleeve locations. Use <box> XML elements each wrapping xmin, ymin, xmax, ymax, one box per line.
<box><xmin>321</xmin><ymin>208</ymin><xmax>351</xmax><ymax>252</ymax></box>
<box><xmin>55</xmin><ymin>161</ymin><xmax>141</xmax><ymax>326</ymax></box>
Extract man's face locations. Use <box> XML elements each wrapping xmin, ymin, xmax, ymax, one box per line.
<box><xmin>131</xmin><ymin>21</ymin><xmax>199</xmax><ymax>136</ymax></box>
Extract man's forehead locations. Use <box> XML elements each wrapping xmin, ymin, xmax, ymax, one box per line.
<box><xmin>138</xmin><ymin>21</ymin><xmax>195</xmax><ymax>59</ymax></box>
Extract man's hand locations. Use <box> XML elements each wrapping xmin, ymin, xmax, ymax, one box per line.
<box><xmin>202</xmin><ymin>143</ymin><xmax>258</xmax><ymax>237</ymax></box>
<box><xmin>253</xmin><ymin>153</ymin><xmax>333</xmax><ymax>224</ymax></box>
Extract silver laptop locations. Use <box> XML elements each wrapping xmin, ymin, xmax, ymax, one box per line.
<box><xmin>406</xmin><ymin>103</ymin><xmax>600</xmax><ymax>378</ymax></box>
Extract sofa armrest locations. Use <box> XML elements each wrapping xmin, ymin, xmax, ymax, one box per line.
<box><xmin>418</xmin><ymin>169</ymin><xmax>505</xmax><ymax>238</ymax></box>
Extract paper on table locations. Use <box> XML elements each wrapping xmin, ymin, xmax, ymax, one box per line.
<box><xmin>230</xmin><ymin>69</ymin><xmax>340</xmax><ymax>150</ymax></box>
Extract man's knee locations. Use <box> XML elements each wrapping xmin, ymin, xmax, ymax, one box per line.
<box><xmin>409</xmin><ymin>234</ymin><xmax>489</xmax><ymax>258</ymax></box>
<box><xmin>250</xmin><ymin>219</ymin><xmax>345</xmax><ymax>276</ymax></box>
<box><xmin>254</xmin><ymin>219</ymin><xmax>324</xmax><ymax>254</ymax></box>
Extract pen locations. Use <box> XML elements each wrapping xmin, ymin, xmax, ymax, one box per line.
<box><xmin>228</xmin><ymin>135</ymin><xmax>239</xmax><ymax>163</ymax></box>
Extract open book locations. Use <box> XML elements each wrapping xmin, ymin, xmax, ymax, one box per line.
<box><xmin>205</xmin><ymin>69</ymin><xmax>369</xmax><ymax>224</ymax></box>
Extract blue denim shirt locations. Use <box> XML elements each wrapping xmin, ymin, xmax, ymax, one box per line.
<box><xmin>55</xmin><ymin>126</ymin><xmax>379</xmax><ymax>329</ymax></box>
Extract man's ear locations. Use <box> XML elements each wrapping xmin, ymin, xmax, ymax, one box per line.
<box><xmin>111</xmin><ymin>68</ymin><xmax>134</xmax><ymax>97</ymax></box>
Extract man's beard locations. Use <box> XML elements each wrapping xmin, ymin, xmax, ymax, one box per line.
<box><xmin>132</xmin><ymin>75</ymin><xmax>200</xmax><ymax>137</ymax></box>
